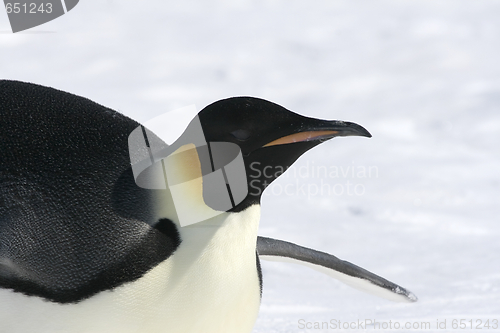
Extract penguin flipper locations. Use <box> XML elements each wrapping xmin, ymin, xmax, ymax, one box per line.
<box><xmin>257</xmin><ymin>236</ymin><xmax>417</xmax><ymax>303</ymax></box>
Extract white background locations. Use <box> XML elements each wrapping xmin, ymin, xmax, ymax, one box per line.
<box><xmin>1</xmin><ymin>1</ymin><xmax>499</xmax><ymax>332</ymax></box>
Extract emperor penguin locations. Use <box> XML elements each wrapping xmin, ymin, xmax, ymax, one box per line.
<box><xmin>0</xmin><ymin>80</ymin><xmax>416</xmax><ymax>333</ymax></box>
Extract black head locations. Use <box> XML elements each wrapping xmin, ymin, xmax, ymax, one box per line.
<box><xmin>174</xmin><ymin>97</ymin><xmax>371</xmax><ymax>212</ymax></box>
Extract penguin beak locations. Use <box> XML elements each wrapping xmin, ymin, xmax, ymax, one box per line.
<box><xmin>263</xmin><ymin>120</ymin><xmax>372</xmax><ymax>148</ymax></box>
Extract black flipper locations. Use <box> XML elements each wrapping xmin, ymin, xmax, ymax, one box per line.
<box><xmin>257</xmin><ymin>236</ymin><xmax>417</xmax><ymax>303</ymax></box>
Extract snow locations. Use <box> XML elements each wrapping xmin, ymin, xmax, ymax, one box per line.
<box><xmin>1</xmin><ymin>0</ymin><xmax>500</xmax><ymax>332</ymax></box>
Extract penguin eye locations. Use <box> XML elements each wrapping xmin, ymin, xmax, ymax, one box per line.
<box><xmin>231</xmin><ymin>129</ymin><xmax>251</xmax><ymax>141</ymax></box>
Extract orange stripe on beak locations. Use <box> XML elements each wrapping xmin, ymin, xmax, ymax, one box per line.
<box><xmin>263</xmin><ymin>130</ymin><xmax>339</xmax><ymax>147</ymax></box>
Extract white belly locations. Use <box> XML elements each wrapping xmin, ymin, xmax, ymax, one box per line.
<box><xmin>0</xmin><ymin>205</ymin><xmax>262</xmax><ymax>333</ymax></box>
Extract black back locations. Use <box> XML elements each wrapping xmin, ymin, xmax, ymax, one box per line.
<box><xmin>0</xmin><ymin>80</ymin><xmax>181</xmax><ymax>303</ymax></box>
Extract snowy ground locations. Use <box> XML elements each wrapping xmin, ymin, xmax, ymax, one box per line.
<box><xmin>1</xmin><ymin>1</ymin><xmax>500</xmax><ymax>332</ymax></box>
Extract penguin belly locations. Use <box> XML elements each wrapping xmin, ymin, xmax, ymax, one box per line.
<box><xmin>0</xmin><ymin>205</ymin><xmax>262</xmax><ymax>333</ymax></box>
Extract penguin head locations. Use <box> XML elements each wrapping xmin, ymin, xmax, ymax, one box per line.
<box><xmin>191</xmin><ymin>97</ymin><xmax>372</xmax><ymax>212</ymax></box>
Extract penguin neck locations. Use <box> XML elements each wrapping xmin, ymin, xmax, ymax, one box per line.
<box><xmin>167</xmin><ymin>202</ymin><xmax>262</xmax><ymax>258</ymax></box>
<box><xmin>152</xmin><ymin>178</ymin><xmax>261</xmax><ymax>252</ymax></box>
<box><xmin>152</xmin><ymin>141</ymin><xmax>262</xmax><ymax>246</ymax></box>
<box><xmin>180</xmin><ymin>204</ymin><xmax>261</xmax><ymax>247</ymax></box>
